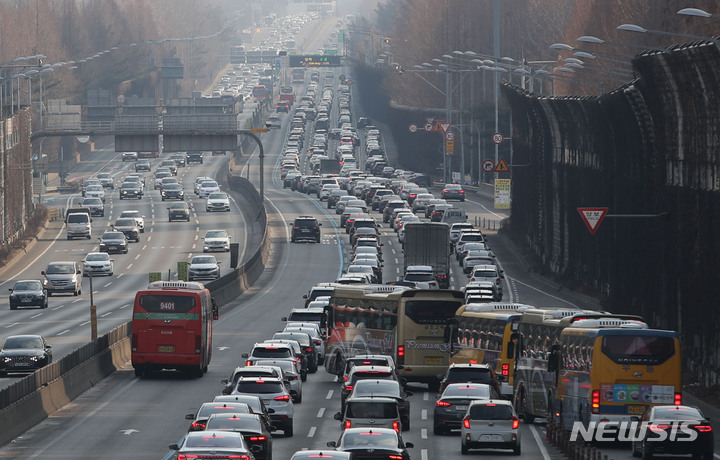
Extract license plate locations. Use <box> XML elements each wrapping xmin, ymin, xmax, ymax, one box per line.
<box><xmin>627</xmin><ymin>405</ymin><xmax>647</xmax><ymax>415</ymax></box>
<box><xmin>157</xmin><ymin>345</ymin><xmax>175</xmax><ymax>353</ymax></box>
<box><xmin>21</xmin><ymin>298</ymin><xmax>32</xmax><ymax>302</ymax></box>
<box><xmin>108</xmin><ymin>246</ymin><xmax>116</xmax><ymax>250</ymax></box>
<box><xmin>425</xmin><ymin>357</ymin><xmax>443</xmax><ymax>365</ymax></box>
<box><xmin>454</xmin><ymin>405</ymin><xmax>468</xmax><ymax>411</ymax></box>
<box><xmin>480</xmin><ymin>435</ymin><xmax>503</xmax><ymax>442</ymax></box>
<box><xmin>14</xmin><ymin>362</ymin><xmax>30</xmax><ymax>367</ymax></box>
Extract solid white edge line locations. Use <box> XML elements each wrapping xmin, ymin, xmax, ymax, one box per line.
<box><xmin>529</xmin><ymin>424</ymin><xmax>551</xmax><ymax>460</ymax></box>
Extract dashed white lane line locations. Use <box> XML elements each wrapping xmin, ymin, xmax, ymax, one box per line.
<box><xmin>421</xmin><ymin>409</ymin><xmax>427</xmax><ymax>420</ymax></box>
<box><xmin>307</xmin><ymin>426</ymin><xmax>316</xmax><ymax>437</ymax></box>
<box><xmin>421</xmin><ymin>428</ymin><xmax>428</xmax><ymax>439</ymax></box>
<box><xmin>317</xmin><ymin>408</ymin><xmax>325</xmax><ymax>418</ymax></box>
<box><xmin>326</xmin><ymin>390</ymin><xmax>334</xmax><ymax>399</ymax></box>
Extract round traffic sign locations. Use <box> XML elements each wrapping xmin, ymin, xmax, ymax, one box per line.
<box><xmin>445</xmin><ymin>132</ymin><xmax>455</xmax><ymax>141</ymax></box>
<box><xmin>492</xmin><ymin>132</ymin><xmax>504</xmax><ymax>144</ymax></box>
<box><xmin>408</xmin><ymin>123</ymin><xmax>418</xmax><ymax>133</ymax></box>
<box><xmin>481</xmin><ymin>159</ymin><xmax>495</xmax><ymax>173</ymax></box>
<box><xmin>424</xmin><ymin>123</ymin><xmax>433</xmax><ymax>132</ymax></box>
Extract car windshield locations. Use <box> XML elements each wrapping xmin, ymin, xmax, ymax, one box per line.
<box><xmin>205</xmin><ymin>231</ymin><xmax>227</xmax><ymax>238</ymax></box>
<box><xmin>184</xmin><ymin>433</ymin><xmax>245</xmax><ymax>448</ymax></box>
<box><xmin>234</xmin><ymin>381</ymin><xmax>285</xmax><ymax>394</ymax></box>
<box><xmin>115</xmin><ymin>219</ymin><xmax>136</xmax><ymax>226</ymax></box>
<box><xmin>653</xmin><ymin>407</ymin><xmax>705</xmax><ymax>421</ymax></box>
<box><xmin>251</xmin><ymin>348</ymin><xmax>292</xmax><ymax>359</ymax></box>
<box><xmin>121</xmin><ymin>183</ymin><xmax>139</xmax><ymax>189</ymax></box>
<box><xmin>4</xmin><ymin>336</ymin><xmax>42</xmax><ymax>349</ymax></box>
<box><xmin>46</xmin><ymin>264</ymin><xmax>75</xmax><ymax>274</ymax></box>
<box><xmin>86</xmin><ymin>185</ymin><xmax>103</xmax><ymax>191</ymax></box>
<box><xmin>208</xmin><ymin>193</ymin><xmax>227</xmax><ymax>200</ymax></box>
<box><xmin>346</xmin><ymin>402</ymin><xmax>398</xmax><ymax>418</ymax></box>
<box><xmin>83</xmin><ymin>198</ymin><xmax>102</xmax><ymax>204</ymax></box>
<box><xmin>164</xmin><ymin>184</ymin><xmax>181</xmax><ymax>190</ymax></box>
<box><xmin>447</xmin><ymin>369</ymin><xmax>493</xmax><ymax>383</ymax></box>
<box><xmin>468</xmin><ymin>404</ymin><xmax>514</xmax><ymax>420</ymax></box>
<box><xmin>169</xmin><ymin>203</ymin><xmax>188</xmax><ymax>209</ymax></box>
<box><xmin>197</xmin><ymin>404</ymin><xmax>251</xmax><ymax>417</ymax></box>
<box><xmin>13</xmin><ymin>281</ymin><xmax>42</xmax><ymax>291</ymax></box>
<box><xmin>442</xmin><ymin>384</ymin><xmax>492</xmax><ymax>398</ymax></box>
<box><xmin>103</xmin><ymin>232</ymin><xmax>125</xmax><ymax>240</ymax></box>
<box><xmin>353</xmin><ymin>381</ymin><xmax>400</xmax><ymax>398</ymax></box>
<box><xmin>191</xmin><ymin>256</ymin><xmax>217</xmax><ymax>264</ymax></box>
<box><xmin>120</xmin><ymin>211</ymin><xmax>140</xmax><ymax>218</ymax></box>
<box><xmin>206</xmin><ymin>416</ymin><xmax>261</xmax><ymax>431</ymax></box>
<box><xmin>341</xmin><ymin>431</ymin><xmax>399</xmax><ymax>448</ymax></box>
<box><xmin>85</xmin><ymin>253</ymin><xmax>110</xmax><ymax>262</ymax></box>
<box><xmin>201</xmin><ymin>181</ymin><xmax>218</xmax><ymax>188</ymax></box>
<box><xmin>254</xmin><ymin>360</ymin><xmax>295</xmax><ymax>373</ymax></box>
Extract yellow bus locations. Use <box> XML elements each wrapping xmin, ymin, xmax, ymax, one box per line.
<box><xmin>324</xmin><ymin>285</ymin><xmax>465</xmax><ymax>390</ymax></box>
<box><xmin>549</xmin><ymin>318</ymin><xmax>682</xmax><ymax>430</ymax></box>
<box><xmin>451</xmin><ymin>303</ymin><xmax>536</xmax><ymax>398</ymax></box>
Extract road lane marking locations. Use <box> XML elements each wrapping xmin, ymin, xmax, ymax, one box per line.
<box><xmin>421</xmin><ymin>449</ymin><xmax>428</xmax><ymax>460</ymax></box>
<box><xmin>423</xmin><ymin>392</ymin><xmax>429</xmax><ymax>401</ymax></box>
<box><xmin>4</xmin><ymin>323</ymin><xmax>18</xmax><ymax>328</ymax></box>
<box><xmin>307</xmin><ymin>426</ymin><xmax>316</xmax><ymax>437</ymax></box>
<box><xmin>421</xmin><ymin>428</ymin><xmax>427</xmax><ymax>439</ymax></box>
<box><xmin>326</xmin><ymin>390</ymin><xmax>334</xmax><ymax>399</ymax></box>
<box><xmin>317</xmin><ymin>408</ymin><xmax>325</xmax><ymax>418</ymax></box>
<box><xmin>421</xmin><ymin>409</ymin><xmax>427</xmax><ymax>419</ymax></box>
<box><xmin>58</xmin><ymin>329</ymin><xmax>70</xmax><ymax>335</ymax></box>
<box><xmin>529</xmin><ymin>424</ymin><xmax>551</xmax><ymax>460</ymax></box>
<box><xmin>30</xmin><ymin>313</ymin><xmax>43</xmax><ymax>319</ymax></box>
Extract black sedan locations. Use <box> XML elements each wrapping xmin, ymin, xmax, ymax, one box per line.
<box><xmin>161</xmin><ymin>183</ymin><xmax>185</xmax><ymax>201</ymax></box>
<box><xmin>204</xmin><ymin>413</ymin><xmax>274</xmax><ymax>460</ymax></box>
<box><xmin>9</xmin><ymin>280</ymin><xmax>48</xmax><ymax>310</ymax></box>
<box><xmin>119</xmin><ymin>183</ymin><xmax>142</xmax><ymax>199</ymax></box>
<box><xmin>433</xmin><ymin>383</ymin><xmax>499</xmax><ymax>434</ymax></box>
<box><xmin>327</xmin><ymin>427</ymin><xmax>413</xmax><ymax>460</ymax></box>
<box><xmin>631</xmin><ymin>405</ymin><xmax>714</xmax><ymax>460</ymax></box>
<box><xmin>0</xmin><ymin>335</ymin><xmax>52</xmax><ymax>376</ymax></box>
<box><xmin>99</xmin><ymin>231</ymin><xmax>129</xmax><ymax>254</ymax></box>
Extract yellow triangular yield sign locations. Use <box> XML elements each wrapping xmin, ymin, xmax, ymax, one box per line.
<box><xmin>495</xmin><ymin>158</ymin><xmax>509</xmax><ymax>172</ymax></box>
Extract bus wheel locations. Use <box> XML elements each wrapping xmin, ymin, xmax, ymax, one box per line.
<box><xmin>134</xmin><ymin>367</ymin><xmax>144</xmax><ymax>378</ymax></box>
<box><xmin>518</xmin><ymin>390</ymin><xmax>535</xmax><ymax>424</ymax></box>
<box><xmin>191</xmin><ymin>367</ymin><xmax>204</xmax><ymax>378</ymax></box>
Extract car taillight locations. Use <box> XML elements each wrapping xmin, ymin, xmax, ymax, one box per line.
<box><xmin>436</xmin><ymin>400</ymin><xmax>452</xmax><ymax>407</ymax></box>
<box><xmin>388</xmin><ymin>456</ymin><xmax>404</xmax><ymax>460</ymax></box>
<box><xmin>343</xmin><ymin>375</ymin><xmax>349</xmax><ymax>382</ymax></box>
<box><xmin>190</xmin><ymin>421</ymin><xmax>206</xmax><ymax>430</ymax></box>
<box><xmin>344</xmin><ymin>385</ymin><xmax>353</xmax><ymax>391</ymax></box>
<box><xmin>131</xmin><ymin>333</ymin><xmax>138</xmax><ymax>352</ymax></box>
<box><xmin>180</xmin><ymin>456</ymin><xmax>248</xmax><ymax>460</ymax></box>
<box><xmin>249</xmin><ymin>436</ymin><xmax>267</xmax><ymax>441</ymax></box>
<box><xmin>306</xmin><ymin>347</ymin><xmax>314</xmax><ymax>352</ymax></box>
<box><xmin>649</xmin><ymin>424</ymin><xmax>672</xmax><ymax>432</ymax></box>
<box><xmin>195</xmin><ymin>335</ymin><xmax>201</xmax><ymax>354</ymax></box>
<box><xmin>275</xmin><ymin>395</ymin><xmax>290</xmax><ymax>401</ymax></box>
<box><xmin>463</xmin><ymin>417</ymin><xmax>471</xmax><ymax>429</ymax></box>
<box><xmin>344</xmin><ymin>420</ymin><xmax>351</xmax><ymax>429</ymax></box>
<box><xmin>674</xmin><ymin>393</ymin><xmax>682</xmax><ymax>405</ymax></box>
<box><xmin>459</xmin><ymin>190</ymin><xmax>465</xmax><ymax>193</ymax></box>
<box><xmin>246</xmin><ymin>360</ymin><xmax>252</xmax><ymax>366</ymax></box>
<box><xmin>695</xmin><ymin>425</ymin><xmax>713</xmax><ymax>432</ymax></box>
<box><xmin>512</xmin><ymin>416</ymin><xmax>519</xmax><ymax>429</ymax></box>
<box><xmin>591</xmin><ymin>390</ymin><xmax>600</xmax><ymax>414</ymax></box>
<box><xmin>392</xmin><ymin>420</ymin><xmax>400</xmax><ymax>432</ymax></box>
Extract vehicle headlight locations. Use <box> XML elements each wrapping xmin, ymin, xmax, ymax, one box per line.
<box><xmin>43</xmin><ymin>279</ymin><xmax>49</xmax><ymax>286</ymax></box>
<box><xmin>71</xmin><ymin>276</ymin><xmax>78</xmax><ymax>283</ymax></box>
<box><xmin>3</xmin><ymin>357</ymin><xmax>12</xmax><ymax>363</ymax></box>
<box><xmin>30</xmin><ymin>356</ymin><xmax>39</xmax><ymax>362</ymax></box>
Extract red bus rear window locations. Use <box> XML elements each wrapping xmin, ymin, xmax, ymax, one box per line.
<box><xmin>138</xmin><ymin>294</ymin><xmax>196</xmax><ymax>313</ymax></box>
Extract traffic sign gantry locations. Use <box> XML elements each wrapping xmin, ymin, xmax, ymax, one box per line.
<box><xmin>578</xmin><ymin>207</ymin><xmax>608</xmax><ymax>234</ymax></box>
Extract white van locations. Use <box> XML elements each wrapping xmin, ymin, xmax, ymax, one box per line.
<box><xmin>441</xmin><ymin>208</ymin><xmax>468</xmax><ymax>224</ymax></box>
<box><xmin>66</xmin><ymin>212</ymin><xmax>92</xmax><ymax>239</ymax></box>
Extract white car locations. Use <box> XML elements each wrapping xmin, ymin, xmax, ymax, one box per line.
<box><xmin>119</xmin><ymin>210</ymin><xmax>145</xmax><ymax>233</ymax></box>
<box><xmin>197</xmin><ymin>180</ymin><xmax>220</xmax><ymax>198</ymax></box>
<box><xmin>318</xmin><ymin>183</ymin><xmax>340</xmax><ymax>200</ymax></box>
<box><xmin>194</xmin><ymin>176</ymin><xmax>214</xmax><ymax>194</ymax></box>
<box><xmin>97</xmin><ymin>173</ymin><xmax>114</xmax><ymax>189</ymax></box>
<box><xmin>206</xmin><ymin>192</ymin><xmax>230</xmax><ymax>212</ymax></box>
<box><xmin>84</xmin><ymin>184</ymin><xmax>106</xmax><ymax>202</ymax></box>
<box><xmin>82</xmin><ymin>252</ymin><xmax>113</xmax><ymax>277</ymax></box>
<box><xmin>187</xmin><ymin>255</ymin><xmax>221</xmax><ymax>281</ymax></box>
<box><xmin>202</xmin><ymin>229</ymin><xmax>231</xmax><ymax>253</ymax></box>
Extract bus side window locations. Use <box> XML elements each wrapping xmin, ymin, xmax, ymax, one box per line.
<box><xmin>212</xmin><ymin>298</ymin><xmax>219</xmax><ymax>320</ymax></box>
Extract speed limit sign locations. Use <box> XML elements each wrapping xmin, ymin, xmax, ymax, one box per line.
<box><xmin>481</xmin><ymin>159</ymin><xmax>496</xmax><ymax>173</ymax></box>
<box><xmin>492</xmin><ymin>132</ymin><xmax>504</xmax><ymax>144</ymax></box>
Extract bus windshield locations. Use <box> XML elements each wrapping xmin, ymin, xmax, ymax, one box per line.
<box><xmin>138</xmin><ymin>294</ymin><xmax>196</xmax><ymax>313</ymax></box>
<box><xmin>601</xmin><ymin>334</ymin><xmax>675</xmax><ymax>365</ymax></box>
<box><xmin>404</xmin><ymin>300</ymin><xmax>458</xmax><ymax>324</ymax></box>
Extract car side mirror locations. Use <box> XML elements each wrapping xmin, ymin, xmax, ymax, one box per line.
<box><xmin>169</xmin><ymin>443</ymin><xmax>179</xmax><ymax>451</ymax></box>
<box><xmin>46</xmin><ymin>344</ymin><xmax>52</xmax><ymax>349</ymax></box>
<box><xmin>267</xmin><ymin>408</ymin><xmax>275</xmax><ymax>414</ymax></box>
<box><xmin>327</xmin><ymin>441</ymin><xmax>337</xmax><ymax>448</ymax></box>
<box><xmin>76</xmin><ymin>270</ymin><xmax>81</xmax><ymax>274</ymax></box>
<box><xmin>241</xmin><ymin>353</ymin><xmax>249</xmax><ymax>358</ymax></box>
<box><xmin>41</xmin><ymin>271</ymin><xmax>46</xmax><ymax>275</ymax></box>
<box><xmin>221</xmin><ymin>379</ymin><xmax>229</xmax><ymax>385</ymax></box>
<box><xmin>185</xmin><ymin>413</ymin><xmax>195</xmax><ymax>420</ymax></box>
<box><xmin>405</xmin><ymin>442</ymin><xmax>414</xmax><ymax>448</ymax></box>
<box><xmin>334</xmin><ymin>412</ymin><xmax>342</xmax><ymax>420</ymax></box>
<box><xmin>406</xmin><ymin>391</ymin><xmax>414</xmax><ymax>397</ymax></box>
<box><xmin>281</xmin><ymin>317</ymin><xmax>288</xmax><ymax>321</ymax></box>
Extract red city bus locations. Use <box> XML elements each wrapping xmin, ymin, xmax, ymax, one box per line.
<box><xmin>131</xmin><ymin>281</ymin><xmax>218</xmax><ymax>378</ymax></box>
